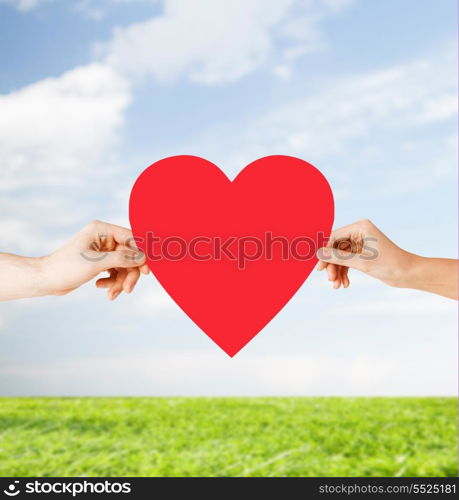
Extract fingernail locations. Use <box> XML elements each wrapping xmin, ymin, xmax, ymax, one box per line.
<box><xmin>113</xmin><ymin>291</ymin><xmax>120</xmax><ymax>300</ymax></box>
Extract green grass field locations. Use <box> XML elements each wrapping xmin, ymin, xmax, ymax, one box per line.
<box><xmin>0</xmin><ymin>397</ymin><xmax>456</xmax><ymax>477</ymax></box>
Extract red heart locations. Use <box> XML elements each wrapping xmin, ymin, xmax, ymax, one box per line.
<box><xmin>129</xmin><ymin>155</ymin><xmax>334</xmax><ymax>356</ymax></box>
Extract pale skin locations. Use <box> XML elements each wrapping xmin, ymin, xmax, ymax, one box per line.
<box><xmin>0</xmin><ymin>220</ymin><xmax>149</xmax><ymax>301</ymax></box>
<box><xmin>316</xmin><ymin>219</ymin><xmax>458</xmax><ymax>300</ymax></box>
<box><xmin>0</xmin><ymin>218</ymin><xmax>457</xmax><ymax>301</ymax></box>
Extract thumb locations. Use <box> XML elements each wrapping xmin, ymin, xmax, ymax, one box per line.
<box><xmin>85</xmin><ymin>248</ymin><xmax>146</xmax><ymax>272</ymax></box>
<box><xmin>317</xmin><ymin>247</ymin><xmax>369</xmax><ymax>272</ymax></box>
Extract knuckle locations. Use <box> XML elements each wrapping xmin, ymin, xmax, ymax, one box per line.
<box><xmin>86</xmin><ymin>219</ymin><xmax>102</xmax><ymax>230</ymax></box>
<box><xmin>366</xmin><ymin>218</ymin><xmax>374</xmax><ymax>227</ymax></box>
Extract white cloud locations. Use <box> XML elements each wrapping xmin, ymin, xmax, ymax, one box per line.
<box><xmin>256</xmin><ymin>56</ymin><xmax>456</xmax><ymax>160</ymax></box>
<box><xmin>0</xmin><ymin>0</ymin><xmax>355</xmax><ymax>256</ymax></box>
<box><xmin>192</xmin><ymin>42</ymin><xmax>457</xmax><ymax>199</ymax></box>
<box><xmin>0</xmin><ymin>63</ymin><xmax>130</xmax><ymax>191</ymax></box>
<box><xmin>272</xmin><ymin>64</ymin><xmax>292</xmax><ymax>80</ymax></box>
<box><xmin>98</xmin><ymin>0</ymin><xmax>353</xmax><ymax>84</ymax></box>
<box><xmin>0</xmin><ymin>63</ymin><xmax>131</xmax><ymax>254</ymax></box>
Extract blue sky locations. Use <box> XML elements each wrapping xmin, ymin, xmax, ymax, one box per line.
<box><xmin>0</xmin><ymin>0</ymin><xmax>457</xmax><ymax>396</ymax></box>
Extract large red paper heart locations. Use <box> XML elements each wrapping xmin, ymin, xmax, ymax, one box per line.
<box><xmin>129</xmin><ymin>155</ymin><xmax>334</xmax><ymax>356</ymax></box>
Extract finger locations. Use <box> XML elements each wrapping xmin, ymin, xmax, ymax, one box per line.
<box><xmin>327</xmin><ymin>220</ymin><xmax>370</xmax><ymax>245</ymax></box>
<box><xmin>339</xmin><ymin>265</ymin><xmax>347</xmax><ymax>288</ymax></box>
<box><xmin>327</xmin><ymin>263</ymin><xmax>338</xmax><ymax>281</ymax></box>
<box><xmin>88</xmin><ymin>221</ymin><xmax>133</xmax><ymax>246</ymax></box>
<box><xmin>123</xmin><ymin>267</ymin><xmax>140</xmax><ymax>293</ymax></box>
<box><xmin>108</xmin><ymin>271</ymin><xmax>125</xmax><ymax>300</ymax></box>
<box><xmin>333</xmin><ymin>266</ymin><xmax>344</xmax><ymax>289</ymax></box>
<box><xmin>140</xmin><ymin>263</ymin><xmax>150</xmax><ymax>275</ymax></box>
<box><xmin>96</xmin><ymin>279</ymin><xmax>113</xmax><ymax>289</ymax></box>
<box><xmin>108</xmin><ymin>268</ymin><xmax>127</xmax><ymax>300</ymax></box>
<box><xmin>89</xmin><ymin>233</ymin><xmax>116</xmax><ymax>252</ymax></box>
<box><xmin>88</xmin><ymin>248</ymin><xmax>146</xmax><ymax>273</ymax></box>
<box><xmin>342</xmin><ymin>267</ymin><xmax>350</xmax><ymax>288</ymax></box>
<box><xmin>317</xmin><ymin>247</ymin><xmax>369</xmax><ymax>272</ymax></box>
<box><xmin>85</xmin><ymin>221</ymin><xmax>144</xmax><ymax>254</ymax></box>
<box><xmin>317</xmin><ymin>259</ymin><xmax>328</xmax><ymax>271</ymax></box>
<box><xmin>95</xmin><ymin>269</ymin><xmax>117</xmax><ymax>288</ymax></box>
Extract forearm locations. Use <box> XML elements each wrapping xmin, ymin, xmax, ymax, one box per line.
<box><xmin>0</xmin><ymin>253</ymin><xmax>48</xmax><ymax>300</ymax></box>
<box><xmin>401</xmin><ymin>255</ymin><xmax>458</xmax><ymax>300</ymax></box>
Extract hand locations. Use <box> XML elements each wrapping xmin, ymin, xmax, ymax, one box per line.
<box><xmin>41</xmin><ymin>220</ymin><xmax>149</xmax><ymax>300</ymax></box>
<box><xmin>316</xmin><ymin>219</ymin><xmax>458</xmax><ymax>300</ymax></box>
<box><xmin>316</xmin><ymin>218</ymin><xmax>411</xmax><ymax>289</ymax></box>
<box><xmin>0</xmin><ymin>220</ymin><xmax>149</xmax><ymax>301</ymax></box>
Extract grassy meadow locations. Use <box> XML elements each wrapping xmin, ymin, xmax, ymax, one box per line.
<box><xmin>0</xmin><ymin>397</ymin><xmax>456</xmax><ymax>477</ymax></box>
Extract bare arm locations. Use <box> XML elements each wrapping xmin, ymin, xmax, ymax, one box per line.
<box><xmin>401</xmin><ymin>255</ymin><xmax>458</xmax><ymax>300</ymax></box>
<box><xmin>0</xmin><ymin>253</ymin><xmax>47</xmax><ymax>301</ymax></box>
<box><xmin>317</xmin><ymin>219</ymin><xmax>458</xmax><ymax>300</ymax></box>
<box><xmin>0</xmin><ymin>221</ymin><xmax>149</xmax><ymax>301</ymax></box>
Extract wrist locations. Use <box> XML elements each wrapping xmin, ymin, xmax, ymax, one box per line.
<box><xmin>36</xmin><ymin>254</ymin><xmax>62</xmax><ymax>296</ymax></box>
<box><xmin>384</xmin><ymin>251</ymin><xmax>425</xmax><ymax>290</ymax></box>
<box><xmin>27</xmin><ymin>255</ymin><xmax>52</xmax><ymax>297</ymax></box>
<box><xmin>396</xmin><ymin>253</ymin><xmax>426</xmax><ymax>289</ymax></box>
<box><xmin>395</xmin><ymin>253</ymin><xmax>457</xmax><ymax>299</ymax></box>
